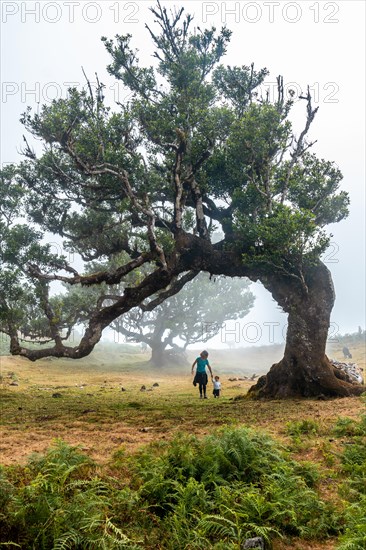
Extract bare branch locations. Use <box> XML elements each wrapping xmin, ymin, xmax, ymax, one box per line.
<box><xmin>281</xmin><ymin>86</ymin><xmax>319</xmax><ymax>203</ymax></box>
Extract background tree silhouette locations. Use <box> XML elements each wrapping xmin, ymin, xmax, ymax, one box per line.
<box><xmin>112</xmin><ymin>273</ymin><xmax>254</xmax><ymax>366</ymax></box>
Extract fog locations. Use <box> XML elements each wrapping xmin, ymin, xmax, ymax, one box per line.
<box><xmin>1</xmin><ymin>1</ymin><xmax>365</xmax><ymax>346</ymax></box>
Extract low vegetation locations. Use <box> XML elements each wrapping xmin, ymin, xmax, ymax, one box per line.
<box><xmin>0</xmin><ymin>415</ymin><xmax>365</xmax><ymax>549</ymax></box>
<box><xmin>0</xmin><ymin>342</ymin><xmax>365</xmax><ymax>548</ymax></box>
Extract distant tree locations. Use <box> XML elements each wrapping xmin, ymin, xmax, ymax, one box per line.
<box><xmin>112</xmin><ymin>273</ymin><xmax>254</xmax><ymax>365</ymax></box>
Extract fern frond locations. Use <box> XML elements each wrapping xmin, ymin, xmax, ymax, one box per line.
<box><xmin>242</xmin><ymin>522</ymin><xmax>281</xmax><ymax>542</ymax></box>
<box><xmin>104</xmin><ymin>517</ymin><xmax>143</xmax><ymax>544</ymax></box>
<box><xmin>52</xmin><ymin>528</ymin><xmax>82</xmax><ymax>550</ymax></box>
<box><xmin>199</xmin><ymin>513</ymin><xmax>237</xmax><ymax>537</ymax></box>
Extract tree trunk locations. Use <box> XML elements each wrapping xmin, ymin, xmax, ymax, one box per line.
<box><xmin>249</xmin><ymin>262</ymin><xmax>364</xmax><ymax>398</ymax></box>
<box><xmin>149</xmin><ymin>345</ymin><xmax>189</xmax><ymax>367</ymax></box>
<box><xmin>149</xmin><ymin>343</ymin><xmax>168</xmax><ymax>367</ymax></box>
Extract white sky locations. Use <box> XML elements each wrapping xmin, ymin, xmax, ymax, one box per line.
<box><xmin>1</xmin><ymin>0</ymin><xmax>365</xmax><ymax>347</ymax></box>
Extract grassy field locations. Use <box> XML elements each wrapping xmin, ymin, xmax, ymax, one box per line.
<box><xmin>0</xmin><ymin>341</ymin><xmax>363</xmax><ymax>463</ymax></box>
<box><xmin>0</xmin><ymin>341</ymin><xmax>365</xmax><ymax>549</ymax></box>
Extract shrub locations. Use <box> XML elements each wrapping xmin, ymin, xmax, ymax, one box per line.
<box><xmin>0</xmin><ymin>440</ymin><xmax>142</xmax><ymax>549</ymax></box>
<box><xmin>131</xmin><ymin>427</ymin><xmax>340</xmax><ymax>546</ymax></box>
<box><xmin>332</xmin><ymin>416</ymin><xmax>366</xmax><ymax>438</ymax></box>
<box><xmin>286</xmin><ymin>419</ymin><xmax>320</xmax><ymax>437</ymax></box>
<box><xmin>337</xmin><ymin>496</ymin><xmax>366</xmax><ymax>549</ymax></box>
<box><xmin>0</xmin><ymin>428</ymin><xmax>344</xmax><ymax>549</ymax></box>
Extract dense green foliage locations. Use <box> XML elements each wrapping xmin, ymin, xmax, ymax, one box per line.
<box><xmin>335</xmin><ymin>414</ymin><xmax>366</xmax><ymax>549</ymax></box>
<box><xmin>0</xmin><ymin>442</ymin><xmax>142</xmax><ymax>549</ymax></box>
<box><xmin>2</xmin><ymin>423</ymin><xmax>365</xmax><ymax>549</ymax></box>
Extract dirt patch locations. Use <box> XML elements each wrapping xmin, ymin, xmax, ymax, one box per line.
<box><xmin>273</xmin><ymin>539</ymin><xmax>336</xmax><ymax>550</ymax></box>
<box><xmin>0</xmin><ymin>422</ymin><xmax>163</xmax><ymax>465</ymax></box>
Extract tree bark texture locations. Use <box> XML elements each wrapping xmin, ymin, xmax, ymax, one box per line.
<box><xmin>249</xmin><ymin>262</ymin><xmax>364</xmax><ymax>398</ymax></box>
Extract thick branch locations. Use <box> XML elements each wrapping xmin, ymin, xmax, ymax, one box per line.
<box><xmin>190</xmin><ymin>178</ymin><xmax>210</xmax><ymax>239</ymax></box>
<box><xmin>12</xmin><ymin>267</ymin><xmax>173</xmax><ymax>361</ymax></box>
<box><xmin>27</xmin><ymin>254</ymin><xmax>151</xmax><ymax>286</ymax></box>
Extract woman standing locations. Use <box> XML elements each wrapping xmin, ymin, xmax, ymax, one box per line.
<box><xmin>192</xmin><ymin>350</ymin><xmax>213</xmax><ymax>399</ymax></box>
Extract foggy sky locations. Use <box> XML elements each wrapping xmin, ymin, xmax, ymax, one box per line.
<box><xmin>1</xmin><ymin>0</ymin><xmax>365</xmax><ymax>346</ymax></box>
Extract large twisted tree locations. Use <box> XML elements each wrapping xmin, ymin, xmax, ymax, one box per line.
<box><xmin>0</xmin><ymin>2</ymin><xmax>363</xmax><ymax>398</ymax></box>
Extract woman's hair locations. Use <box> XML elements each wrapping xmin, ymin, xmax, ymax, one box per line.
<box><xmin>201</xmin><ymin>350</ymin><xmax>208</xmax><ymax>358</ymax></box>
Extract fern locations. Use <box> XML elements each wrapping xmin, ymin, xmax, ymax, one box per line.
<box><xmin>337</xmin><ymin>518</ymin><xmax>366</xmax><ymax>550</ymax></box>
<box><xmin>0</xmin><ymin>430</ymin><xmax>344</xmax><ymax>549</ymax></box>
<box><xmin>52</xmin><ymin>528</ymin><xmax>82</xmax><ymax>550</ymax></box>
<box><xmin>286</xmin><ymin>419</ymin><xmax>320</xmax><ymax>437</ymax></box>
<box><xmin>104</xmin><ymin>517</ymin><xmax>143</xmax><ymax>545</ymax></box>
<box><xmin>200</xmin><ymin>513</ymin><xmax>240</xmax><ymax>537</ymax></box>
<box><xmin>199</xmin><ymin>510</ymin><xmax>278</xmax><ymax>547</ymax></box>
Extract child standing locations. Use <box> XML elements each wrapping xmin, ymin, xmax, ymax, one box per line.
<box><xmin>191</xmin><ymin>350</ymin><xmax>213</xmax><ymax>399</ymax></box>
<box><xmin>213</xmin><ymin>376</ymin><xmax>221</xmax><ymax>398</ymax></box>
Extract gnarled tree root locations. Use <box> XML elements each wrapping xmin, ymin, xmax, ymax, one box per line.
<box><xmin>248</xmin><ymin>358</ymin><xmax>365</xmax><ymax>399</ymax></box>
